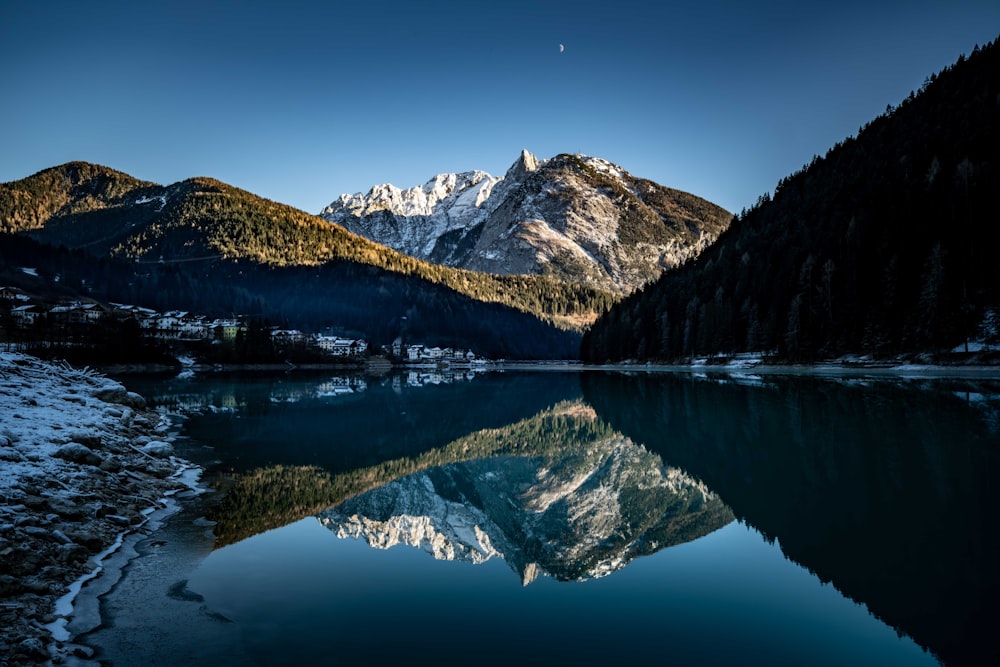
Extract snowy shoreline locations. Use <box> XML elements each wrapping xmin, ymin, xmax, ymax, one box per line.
<box><xmin>0</xmin><ymin>352</ymin><xmax>201</xmax><ymax>665</ymax></box>
<box><xmin>497</xmin><ymin>355</ymin><xmax>1000</xmax><ymax>378</ymax></box>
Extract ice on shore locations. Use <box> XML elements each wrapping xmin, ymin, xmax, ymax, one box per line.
<box><xmin>0</xmin><ymin>352</ymin><xmax>200</xmax><ymax>661</ymax></box>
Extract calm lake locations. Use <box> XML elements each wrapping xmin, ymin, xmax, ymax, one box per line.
<box><xmin>80</xmin><ymin>369</ymin><xmax>999</xmax><ymax>666</ymax></box>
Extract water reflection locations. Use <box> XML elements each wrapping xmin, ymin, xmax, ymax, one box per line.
<box><xmin>129</xmin><ymin>369</ymin><xmax>582</xmax><ymax>474</ymax></box>
<box><xmin>582</xmin><ymin>371</ymin><xmax>1000</xmax><ymax>667</ymax></box>
<box><xmin>124</xmin><ymin>369</ymin><xmax>1000</xmax><ymax>666</ymax></box>
<box><xmin>130</xmin><ymin>367</ymin><xmax>488</xmax><ymax>414</ymax></box>
<box><xmin>317</xmin><ymin>402</ymin><xmax>733</xmax><ymax>584</ymax></box>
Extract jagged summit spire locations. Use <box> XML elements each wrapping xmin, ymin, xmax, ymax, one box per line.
<box><xmin>519</xmin><ymin>149</ymin><xmax>539</xmax><ymax>172</ymax></box>
<box><xmin>506</xmin><ymin>149</ymin><xmax>539</xmax><ymax>179</ymax></box>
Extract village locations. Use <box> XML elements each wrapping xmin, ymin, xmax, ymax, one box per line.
<box><xmin>0</xmin><ymin>284</ymin><xmax>488</xmax><ymax>367</ymax></box>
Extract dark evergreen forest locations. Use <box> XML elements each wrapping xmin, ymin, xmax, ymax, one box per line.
<box><xmin>0</xmin><ymin>234</ymin><xmax>580</xmax><ymax>359</ymax></box>
<box><xmin>583</xmin><ymin>38</ymin><xmax>1000</xmax><ymax>363</ymax></box>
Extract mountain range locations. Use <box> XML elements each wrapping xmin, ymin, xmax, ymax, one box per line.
<box><xmin>0</xmin><ymin>147</ymin><xmax>731</xmax><ymax>359</ymax></box>
<box><xmin>5</xmin><ymin>39</ymin><xmax>994</xmax><ymax>363</ymax></box>
<box><xmin>322</xmin><ymin>150</ymin><xmax>731</xmax><ymax>294</ymax></box>
<box><xmin>0</xmin><ymin>162</ymin><xmax>621</xmax><ymax>358</ymax></box>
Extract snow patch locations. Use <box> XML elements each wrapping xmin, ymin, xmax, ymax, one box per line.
<box><xmin>951</xmin><ymin>341</ymin><xmax>991</xmax><ymax>353</ymax></box>
<box><xmin>134</xmin><ymin>194</ymin><xmax>167</xmax><ymax>210</ymax></box>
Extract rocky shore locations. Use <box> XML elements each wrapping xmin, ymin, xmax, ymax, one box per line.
<box><xmin>0</xmin><ymin>352</ymin><xmax>198</xmax><ymax>666</ymax></box>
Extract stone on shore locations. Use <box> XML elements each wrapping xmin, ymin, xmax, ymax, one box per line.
<box><xmin>142</xmin><ymin>441</ymin><xmax>175</xmax><ymax>457</ymax></box>
<box><xmin>92</xmin><ymin>385</ymin><xmax>147</xmax><ymax>409</ymax></box>
<box><xmin>53</xmin><ymin>442</ymin><xmax>103</xmax><ymax>466</ymax></box>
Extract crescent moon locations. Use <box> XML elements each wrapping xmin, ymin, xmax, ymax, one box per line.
<box><xmin>559</xmin><ymin>44</ymin><xmax>564</xmax><ymax>53</ymax></box>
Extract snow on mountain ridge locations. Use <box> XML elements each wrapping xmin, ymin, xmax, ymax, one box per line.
<box><xmin>328</xmin><ymin>169</ymin><xmax>500</xmax><ymax>219</ymax></box>
<box><xmin>319</xmin><ymin>149</ymin><xmax>731</xmax><ymax>293</ymax></box>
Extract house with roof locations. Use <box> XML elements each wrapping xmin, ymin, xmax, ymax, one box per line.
<box><xmin>271</xmin><ymin>329</ymin><xmax>311</xmax><ymax>346</ymax></box>
<box><xmin>47</xmin><ymin>302</ymin><xmax>107</xmax><ymax>325</ymax></box>
<box><xmin>316</xmin><ymin>336</ymin><xmax>368</xmax><ymax>358</ymax></box>
<box><xmin>11</xmin><ymin>304</ymin><xmax>39</xmax><ymax>325</ymax></box>
<box><xmin>0</xmin><ymin>287</ymin><xmax>30</xmax><ymax>303</ymax></box>
<box><xmin>210</xmin><ymin>319</ymin><xmax>244</xmax><ymax>341</ymax></box>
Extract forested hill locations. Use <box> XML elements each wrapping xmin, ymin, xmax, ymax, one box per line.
<box><xmin>0</xmin><ymin>161</ymin><xmax>155</xmax><ymax>233</ymax></box>
<box><xmin>582</xmin><ymin>38</ymin><xmax>1000</xmax><ymax>363</ymax></box>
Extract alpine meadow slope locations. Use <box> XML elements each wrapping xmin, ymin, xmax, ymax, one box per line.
<box><xmin>583</xmin><ymin>38</ymin><xmax>1000</xmax><ymax>363</ymax></box>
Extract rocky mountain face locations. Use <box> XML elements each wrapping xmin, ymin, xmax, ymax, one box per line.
<box><xmin>321</xmin><ymin>150</ymin><xmax>731</xmax><ymax>294</ymax></box>
<box><xmin>317</xmin><ymin>432</ymin><xmax>733</xmax><ymax>584</ymax></box>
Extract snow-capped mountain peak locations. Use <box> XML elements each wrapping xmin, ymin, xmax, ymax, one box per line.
<box><xmin>320</xmin><ymin>150</ymin><xmax>731</xmax><ymax>293</ymax></box>
<box><xmin>330</xmin><ymin>169</ymin><xmax>500</xmax><ymax>220</ymax></box>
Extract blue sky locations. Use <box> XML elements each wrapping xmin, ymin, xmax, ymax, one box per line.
<box><xmin>2</xmin><ymin>1</ymin><xmax>998</xmax><ymax>216</ymax></box>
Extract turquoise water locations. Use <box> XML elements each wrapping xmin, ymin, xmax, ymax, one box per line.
<box><xmin>87</xmin><ymin>370</ymin><xmax>999</xmax><ymax>666</ymax></box>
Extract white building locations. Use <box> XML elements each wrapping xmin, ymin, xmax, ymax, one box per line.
<box><xmin>316</xmin><ymin>336</ymin><xmax>368</xmax><ymax>358</ymax></box>
<box><xmin>0</xmin><ymin>287</ymin><xmax>29</xmax><ymax>303</ymax></box>
<box><xmin>11</xmin><ymin>305</ymin><xmax>39</xmax><ymax>325</ymax></box>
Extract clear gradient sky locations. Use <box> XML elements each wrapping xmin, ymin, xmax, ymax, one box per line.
<box><xmin>2</xmin><ymin>1</ymin><xmax>998</xmax><ymax>216</ymax></box>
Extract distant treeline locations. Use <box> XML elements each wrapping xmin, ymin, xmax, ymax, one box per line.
<box><xmin>0</xmin><ymin>233</ymin><xmax>583</xmax><ymax>360</ymax></box>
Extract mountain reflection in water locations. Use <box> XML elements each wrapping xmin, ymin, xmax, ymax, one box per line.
<box><xmin>121</xmin><ymin>369</ymin><xmax>1000</xmax><ymax>666</ymax></box>
<box><xmin>317</xmin><ymin>403</ymin><xmax>734</xmax><ymax>584</ymax></box>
